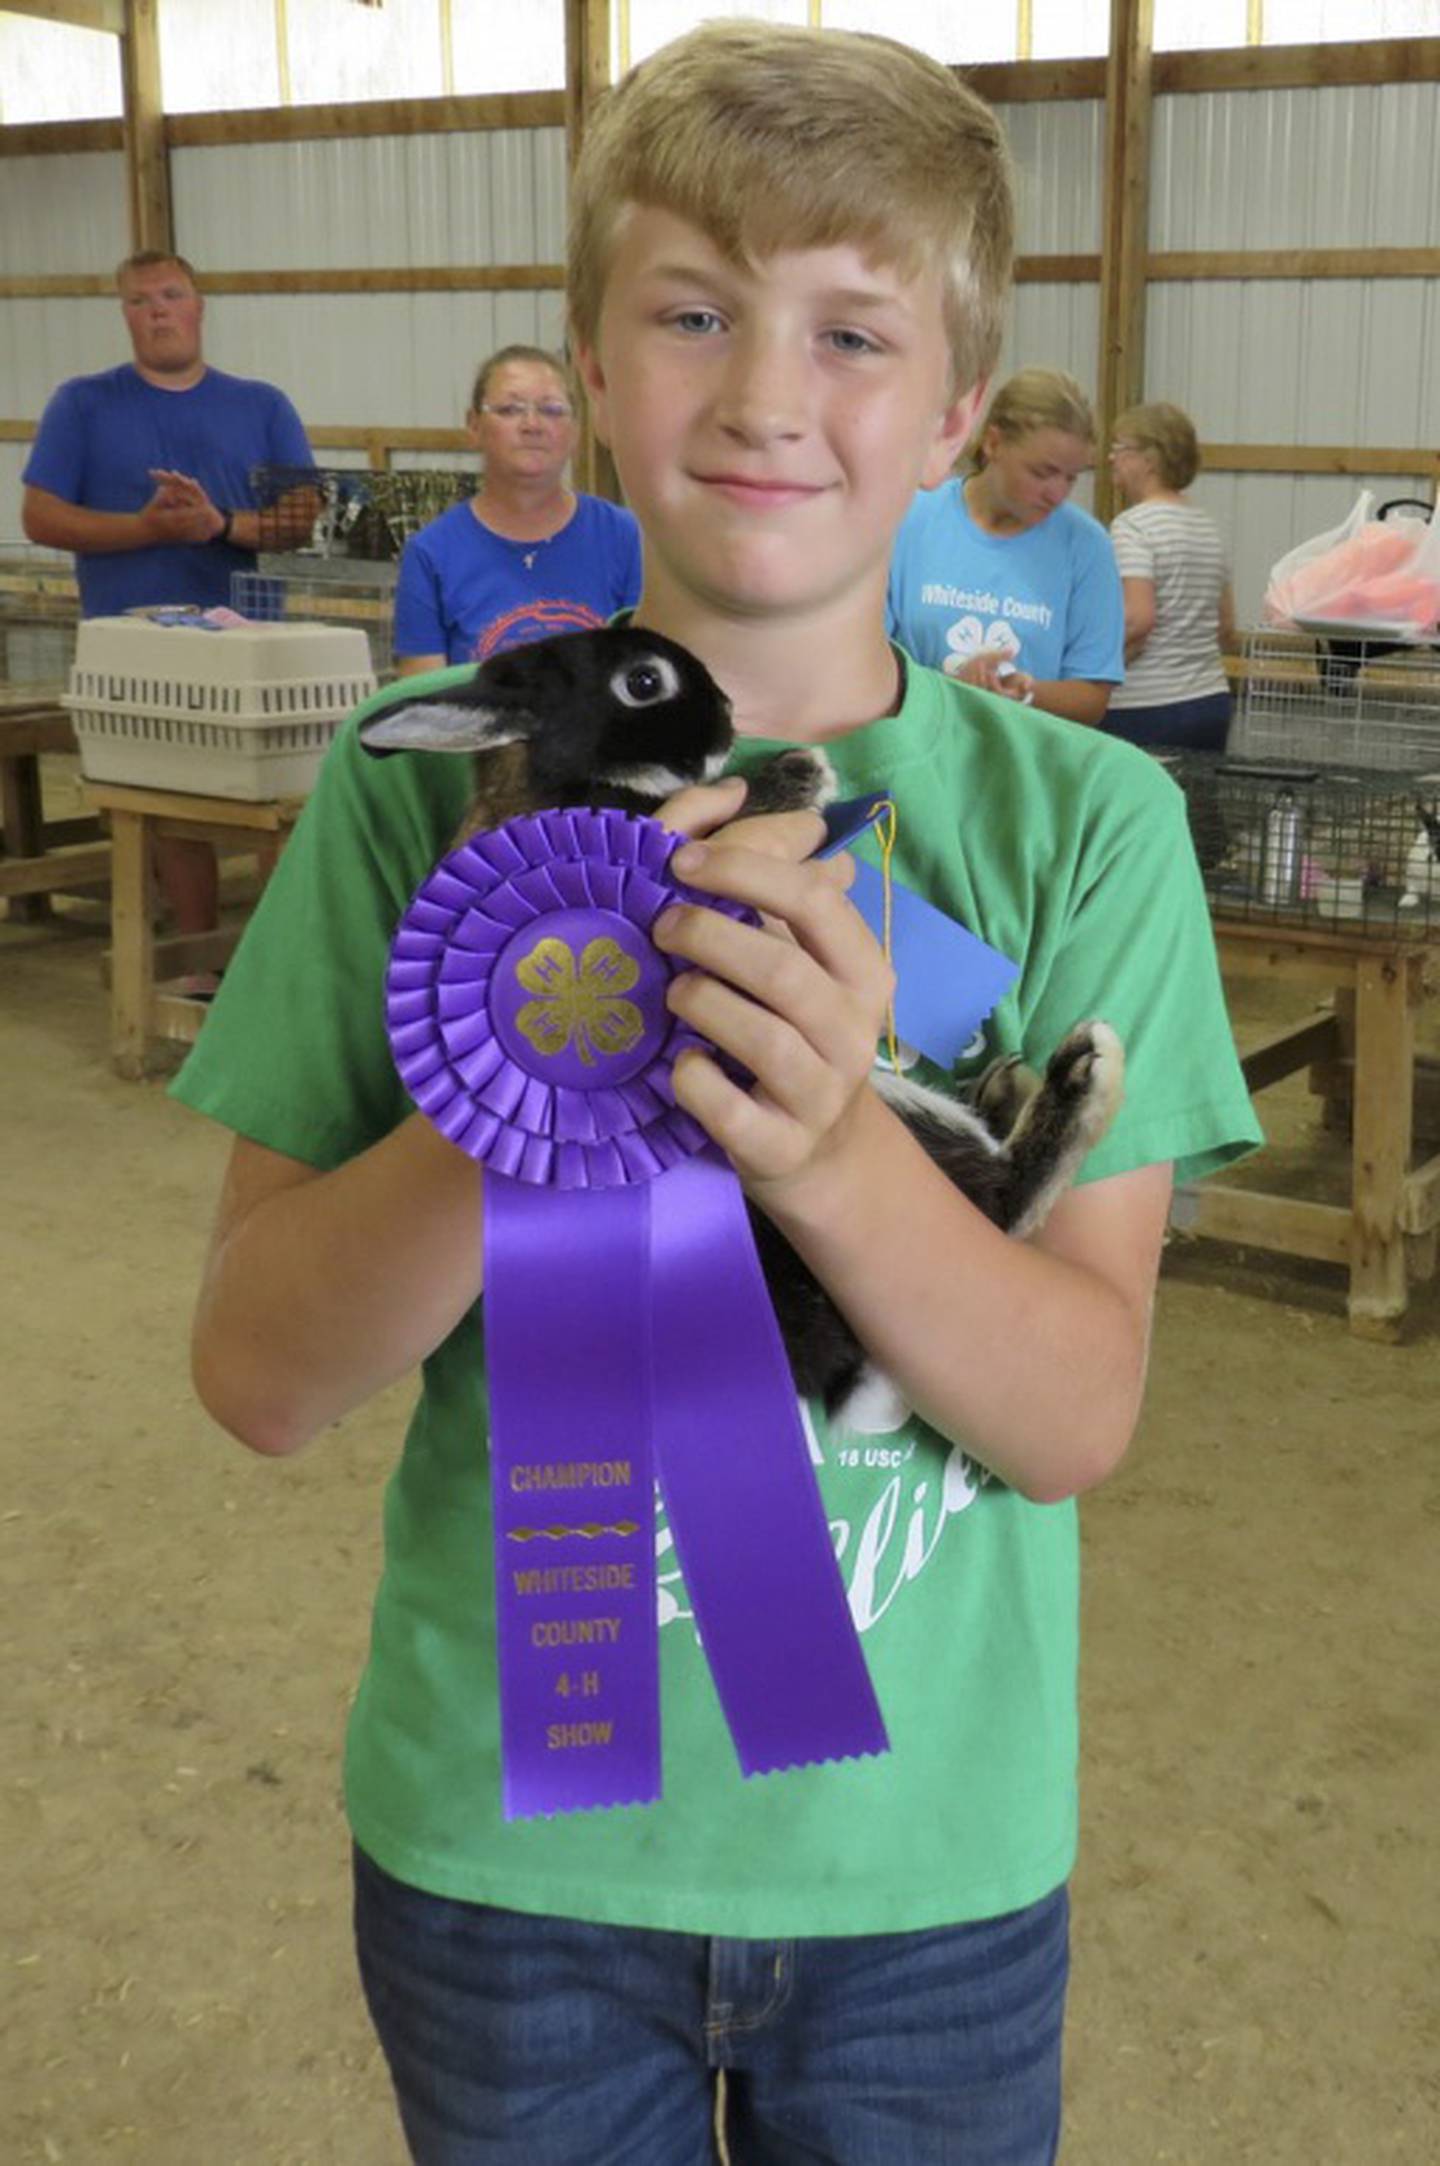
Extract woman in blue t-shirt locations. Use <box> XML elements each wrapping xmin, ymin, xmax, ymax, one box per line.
<box><xmin>392</xmin><ymin>345</ymin><xmax>642</xmax><ymax>674</ymax></box>
<box><xmin>888</xmin><ymin>368</ymin><xmax>1124</xmax><ymax>726</ymax></box>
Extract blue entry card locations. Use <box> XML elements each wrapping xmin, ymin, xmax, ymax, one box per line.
<box><xmin>814</xmin><ymin>795</ymin><xmax>1020</xmax><ymax>1068</ymax></box>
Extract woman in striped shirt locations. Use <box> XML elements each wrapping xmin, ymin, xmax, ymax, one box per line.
<box><xmin>1106</xmin><ymin>403</ymin><xmax>1237</xmax><ymax>751</ymax></box>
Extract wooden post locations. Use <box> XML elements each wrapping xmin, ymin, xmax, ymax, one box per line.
<box><xmin>564</xmin><ymin>0</ymin><xmax>619</xmax><ymax>503</ymax></box>
<box><xmin>1095</xmin><ymin>0</ymin><xmax>1153</xmax><ymax>524</ymax></box>
<box><xmin>1348</xmin><ymin>952</ymin><xmax>1417</xmax><ymax>1338</ymax></box>
<box><xmin>121</xmin><ymin>0</ymin><xmax>172</xmax><ymax>254</ymax></box>
<box><xmin>107</xmin><ymin>802</ymin><xmax>153</xmax><ymax>1079</ymax></box>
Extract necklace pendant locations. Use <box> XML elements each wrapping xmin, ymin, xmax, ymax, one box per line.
<box><xmin>523</xmin><ymin>550</ymin><xmax>537</xmax><ymax>569</ymax></box>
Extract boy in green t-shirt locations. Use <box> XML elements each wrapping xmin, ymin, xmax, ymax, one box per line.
<box><xmin>176</xmin><ymin>22</ymin><xmax>1257</xmax><ymax>2162</ymax></box>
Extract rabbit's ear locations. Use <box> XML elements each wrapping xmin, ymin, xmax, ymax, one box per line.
<box><xmin>358</xmin><ymin>700</ymin><xmax>524</xmax><ymax>758</ymax></box>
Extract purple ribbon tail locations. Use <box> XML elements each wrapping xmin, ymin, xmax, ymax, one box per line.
<box><xmin>485</xmin><ymin>1176</ymin><xmax>662</xmax><ymax>1819</ymax></box>
<box><xmin>648</xmin><ymin>1152</ymin><xmax>890</xmax><ymax>1777</ymax></box>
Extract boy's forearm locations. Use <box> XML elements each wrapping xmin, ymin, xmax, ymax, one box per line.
<box><xmin>749</xmin><ymin>1089</ymin><xmax>1156</xmax><ymax>1501</ymax></box>
<box><xmin>193</xmin><ymin>1116</ymin><xmax>484</xmax><ymax>1457</ymax></box>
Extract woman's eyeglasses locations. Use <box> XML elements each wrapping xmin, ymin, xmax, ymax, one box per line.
<box><xmin>481</xmin><ymin>400</ymin><xmax>575</xmax><ymax>424</ymax></box>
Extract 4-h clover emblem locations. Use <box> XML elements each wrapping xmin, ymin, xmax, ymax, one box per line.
<box><xmin>943</xmin><ymin>614</ymin><xmax>1021</xmax><ymax>680</ymax></box>
<box><xmin>514</xmin><ymin>933</ymin><xmax>646</xmax><ymax>1067</ymax></box>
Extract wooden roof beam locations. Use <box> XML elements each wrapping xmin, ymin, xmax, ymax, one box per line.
<box><xmin>3</xmin><ymin>0</ymin><xmax>123</xmax><ymax>32</ymax></box>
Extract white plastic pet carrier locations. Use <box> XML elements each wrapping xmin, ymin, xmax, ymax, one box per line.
<box><xmin>63</xmin><ymin>616</ymin><xmax>375</xmax><ymax>800</ymax></box>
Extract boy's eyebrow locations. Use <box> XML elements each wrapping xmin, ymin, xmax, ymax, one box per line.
<box><xmin>639</xmin><ymin>261</ymin><xmax>922</xmax><ymax>320</ymax></box>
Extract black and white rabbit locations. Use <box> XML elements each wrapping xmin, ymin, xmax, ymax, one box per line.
<box><xmin>1400</xmin><ymin>800</ymin><xmax>1440</xmax><ymax>912</ymax></box>
<box><xmin>360</xmin><ymin>626</ymin><xmax>1123</xmax><ymax>1431</ymax></box>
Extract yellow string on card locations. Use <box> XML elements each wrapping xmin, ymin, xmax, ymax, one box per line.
<box><xmin>871</xmin><ymin>798</ymin><xmax>901</xmax><ymax>1072</ymax></box>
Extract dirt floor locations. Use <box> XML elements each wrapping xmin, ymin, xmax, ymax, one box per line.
<box><xmin>3</xmin><ymin>798</ymin><xmax>1438</xmax><ymax>2164</ymax></box>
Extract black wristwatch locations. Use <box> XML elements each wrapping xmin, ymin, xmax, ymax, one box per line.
<box><xmin>216</xmin><ymin>509</ymin><xmax>236</xmax><ymax>545</ymax></box>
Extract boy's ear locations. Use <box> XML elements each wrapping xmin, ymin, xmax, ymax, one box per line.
<box><xmin>571</xmin><ymin>340</ymin><xmax>612</xmax><ymax>448</ymax></box>
<box><xmin>918</xmin><ymin>376</ymin><xmax>988</xmax><ymax>491</ymax></box>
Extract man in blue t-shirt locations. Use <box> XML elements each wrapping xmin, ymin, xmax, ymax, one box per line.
<box><xmin>22</xmin><ymin>249</ymin><xmax>316</xmax><ymax>937</ymax></box>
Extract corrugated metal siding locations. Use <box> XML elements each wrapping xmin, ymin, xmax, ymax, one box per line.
<box><xmin>0</xmin><ymin>445</ymin><xmax>30</xmax><ymax>544</ymax></box>
<box><xmin>1</xmin><ymin>133</ymin><xmax>570</xmax><ymax>539</ymax></box>
<box><xmin>1153</xmin><ymin>85</ymin><xmax>1440</xmax><ymax>250</ymax></box>
<box><xmin>999</xmin><ymin>101</ymin><xmax>1105</xmax><ymax>253</ymax></box>
<box><xmin>986</xmin><ymin>103</ymin><xmax>1106</xmax><ymax>518</ymax></box>
<box><xmin>3</xmin><ymin>85</ymin><xmax>1438</xmax><ymax>622</ymax></box>
<box><xmin>171</xmin><ymin>129</ymin><xmax>568</xmax><ymax>269</ymax></box>
<box><xmin>1148</xmin><ymin>279</ymin><xmax>1440</xmax><ymax>446</ymax></box>
<box><xmin>2</xmin><ymin>300</ymin><xmax>129</xmax><ymax>417</ymax></box>
<box><xmin>199</xmin><ymin>290</ymin><xmax>568</xmax><ymax>425</ymax></box>
<box><xmin>0</xmin><ymin>154</ymin><xmax>128</xmax><ymax>276</ymax></box>
<box><xmin>1147</xmin><ymin>81</ymin><xmax>1440</xmax><ymax>615</ymax></box>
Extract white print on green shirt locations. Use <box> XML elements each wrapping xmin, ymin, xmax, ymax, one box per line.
<box><xmin>654</xmin><ymin>1416</ymin><xmax>984</xmax><ymax>1638</ymax></box>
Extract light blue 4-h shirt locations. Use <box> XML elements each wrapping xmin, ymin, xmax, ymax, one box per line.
<box><xmin>887</xmin><ymin>479</ymin><xmax>1124</xmax><ymax>688</ymax></box>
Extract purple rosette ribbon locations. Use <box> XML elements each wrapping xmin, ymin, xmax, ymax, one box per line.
<box><xmin>387</xmin><ymin>807</ymin><xmax>889</xmax><ymax>1819</ymax></box>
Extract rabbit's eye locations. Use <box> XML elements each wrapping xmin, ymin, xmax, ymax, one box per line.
<box><xmin>611</xmin><ymin>655</ymin><xmax>680</xmax><ymax>708</ymax></box>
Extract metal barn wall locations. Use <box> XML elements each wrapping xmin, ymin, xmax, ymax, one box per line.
<box><xmin>0</xmin><ymin>151</ymin><xmax>130</xmax><ymax>543</ymax></box>
<box><xmin>1149</xmin><ymin>82</ymin><xmax>1440</xmax><ymax>617</ymax></box>
<box><xmin>992</xmin><ymin>98</ymin><xmax>1107</xmax><ymax>514</ymax></box>
<box><xmin>3</xmin><ymin>78</ymin><xmax>1439</xmax><ymax>621</ymax></box>
<box><xmin>0</xmin><ymin>128</ymin><xmax>570</xmax><ymax>542</ymax></box>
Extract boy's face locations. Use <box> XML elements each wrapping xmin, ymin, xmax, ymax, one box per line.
<box><xmin>576</xmin><ymin>208</ymin><xmax>981</xmax><ymax>628</ymax></box>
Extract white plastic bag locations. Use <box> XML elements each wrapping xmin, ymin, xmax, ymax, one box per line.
<box><xmin>1264</xmin><ymin>489</ymin><xmax>1440</xmax><ymax>633</ymax></box>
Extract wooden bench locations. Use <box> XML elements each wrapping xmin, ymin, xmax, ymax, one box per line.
<box><xmin>0</xmin><ymin>692</ymin><xmax>110</xmax><ymax>923</ymax></box>
<box><xmin>82</xmin><ymin>780</ymin><xmax>303</xmax><ymax>1078</ymax></box>
<box><xmin>1172</xmin><ymin>918</ymin><xmax>1440</xmax><ymax>1339</ymax></box>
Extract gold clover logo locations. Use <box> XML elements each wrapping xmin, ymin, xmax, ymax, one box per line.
<box><xmin>514</xmin><ymin>935</ymin><xmax>645</xmax><ymax>1067</ymax></box>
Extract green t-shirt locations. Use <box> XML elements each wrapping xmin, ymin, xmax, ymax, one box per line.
<box><xmin>172</xmin><ymin>657</ymin><xmax>1259</xmax><ymax>1937</ymax></box>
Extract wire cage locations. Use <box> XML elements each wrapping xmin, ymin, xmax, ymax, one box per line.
<box><xmin>231</xmin><ymin>559</ymin><xmax>396</xmax><ymax>679</ymax></box>
<box><xmin>1231</xmin><ymin>628</ymin><xmax>1440</xmax><ymax>773</ymax></box>
<box><xmin>248</xmin><ymin>464</ymin><xmax>475</xmax><ymax>562</ymax></box>
<box><xmin>1170</xmin><ymin>753</ymin><xmax>1440</xmax><ymax>938</ymax></box>
<box><xmin>0</xmin><ymin>542</ymin><xmax>79</xmax><ymax>687</ymax></box>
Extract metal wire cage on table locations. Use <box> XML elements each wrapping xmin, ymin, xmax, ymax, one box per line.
<box><xmin>247</xmin><ymin>464</ymin><xmax>476</xmax><ymax>562</ymax></box>
<box><xmin>1230</xmin><ymin>628</ymin><xmax>1440</xmax><ymax>774</ymax></box>
<box><xmin>231</xmin><ymin>560</ymin><xmax>396</xmax><ymax>679</ymax></box>
<box><xmin>1168</xmin><ymin>753</ymin><xmax>1440</xmax><ymax>938</ymax></box>
<box><xmin>0</xmin><ymin>543</ymin><xmax>79</xmax><ymax>686</ymax></box>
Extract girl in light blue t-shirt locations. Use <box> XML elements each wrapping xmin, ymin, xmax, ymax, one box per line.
<box><xmin>888</xmin><ymin>367</ymin><xmax>1124</xmax><ymax>727</ymax></box>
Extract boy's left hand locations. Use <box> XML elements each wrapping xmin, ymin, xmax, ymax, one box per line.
<box><xmin>652</xmin><ymin>832</ymin><xmax>894</xmax><ymax>1191</ymax></box>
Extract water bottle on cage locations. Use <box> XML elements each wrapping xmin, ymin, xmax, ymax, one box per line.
<box><xmin>1260</xmin><ymin>788</ymin><xmax>1303</xmax><ymax>905</ymax></box>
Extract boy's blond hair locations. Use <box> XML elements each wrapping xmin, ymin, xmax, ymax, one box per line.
<box><xmin>1112</xmin><ymin>400</ymin><xmax>1200</xmax><ymax>491</ymax></box>
<box><xmin>969</xmin><ymin>367</ymin><xmax>1094</xmax><ymax>470</ymax></box>
<box><xmin>569</xmin><ymin>21</ymin><xmax>1013</xmax><ymax>396</ymax></box>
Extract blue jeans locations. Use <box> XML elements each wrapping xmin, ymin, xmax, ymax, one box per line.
<box><xmin>353</xmin><ymin>1845</ymin><xmax>1069</xmax><ymax>2165</ymax></box>
<box><xmin>1105</xmin><ymin>690</ymin><xmax>1233</xmax><ymax>753</ymax></box>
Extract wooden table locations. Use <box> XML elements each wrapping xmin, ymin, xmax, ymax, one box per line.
<box><xmin>1172</xmin><ymin>918</ymin><xmax>1440</xmax><ymax>1339</ymax></box>
<box><xmin>82</xmin><ymin>780</ymin><xmax>303</xmax><ymax>1078</ymax></box>
<box><xmin>0</xmin><ymin>688</ymin><xmax>110</xmax><ymax>923</ymax></box>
